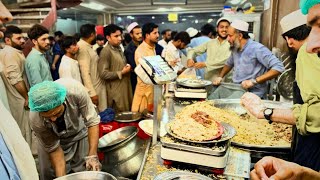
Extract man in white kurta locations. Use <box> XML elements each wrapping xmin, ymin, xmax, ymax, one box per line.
<box><xmin>59</xmin><ymin>36</ymin><xmax>82</xmax><ymax>83</ymax></box>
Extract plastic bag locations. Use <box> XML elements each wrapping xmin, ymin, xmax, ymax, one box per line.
<box><xmin>177</xmin><ymin>68</ymin><xmax>197</xmax><ymax>79</ymax></box>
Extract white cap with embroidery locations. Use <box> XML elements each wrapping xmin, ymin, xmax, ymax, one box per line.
<box><xmin>127</xmin><ymin>22</ymin><xmax>139</xmax><ymax>33</ymax></box>
<box><xmin>216</xmin><ymin>17</ymin><xmax>231</xmax><ymax>26</ymax></box>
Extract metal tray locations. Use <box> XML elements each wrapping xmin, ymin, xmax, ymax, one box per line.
<box><xmin>166</xmin><ymin>122</ymin><xmax>236</xmax><ymax>144</ymax></box>
<box><xmin>212</xmin><ymin>99</ymin><xmax>292</xmax><ymax>150</ymax></box>
<box><xmin>114</xmin><ymin>111</ymin><xmax>142</xmax><ymax>122</ymax></box>
<box><xmin>161</xmin><ymin>138</ymin><xmax>228</xmax><ymax>156</ymax></box>
<box><xmin>176</xmin><ymin>79</ymin><xmax>212</xmax><ymax>88</ymax></box>
<box><xmin>154</xmin><ymin>171</ymin><xmax>212</xmax><ymax>180</ymax></box>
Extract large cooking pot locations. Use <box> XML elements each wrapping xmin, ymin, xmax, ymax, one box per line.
<box><xmin>54</xmin><ymin>171</ymin><xmax>117</xmax><ymax>180</ymax></box>
<box><xmin>98</xmin><ymin>126</ymin><xmax>145</xmax><ymax>178</ymax></box>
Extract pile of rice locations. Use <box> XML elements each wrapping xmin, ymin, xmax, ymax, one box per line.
<box><xmin>171</xmin><ymin>101</ymin><xmax>292</xmax><ymax>146</ymax></box>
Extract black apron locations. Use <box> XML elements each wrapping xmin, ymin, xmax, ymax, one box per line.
<box><xmin>291</xmin><ymin>81</ymin><xmax>320</xmax><ymax>171</ymax></box>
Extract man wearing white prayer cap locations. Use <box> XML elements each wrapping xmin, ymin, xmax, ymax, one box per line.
<box><xmin>187</xmin><ymin>19</ymin><xmax>231</xmax><ymax>80</ymax></box>
<box><xmin>124</xmin><ymin>22</ymin><xmax>142</xmax><ymax>94</ymax></box>
<box><xmin>210</xmin><ymin>19</ymin><xmax>284</xmax><ymax>99</ymax></box>
<box><xmin>280</xmin><ymin>9</ymin><xmax>310</xmax><ymax>53</ymax></box>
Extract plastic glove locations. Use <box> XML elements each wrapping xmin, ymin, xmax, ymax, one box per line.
<box><xmin>240</xmin><ymin>92</ymin><xmax>265</xmax><ymax>118</ymax></box>
<box><xmin>212</xmin><ymin>77</ymin><xmax>222</xmax><ymax>85</ymax></box>
<box><xmin>84</xmin><ymin>155</ymin><xmax>102</xmax><ymax>171</ymax></box>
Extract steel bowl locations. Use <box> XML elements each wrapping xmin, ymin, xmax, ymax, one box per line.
<box><xmin>98</xmin><ymin>126</ymin><xmax>138</xmax><ymax>148</ymax></box>
<box><xmin>99</xmin><ymin>126</ymin><xmax>145</xmax><ymax>177</ymax></box>
<box><xmin>114</xmin><ymin>111</ymin><xmax>142</xmax><ymax>122</ymax></box>
<box><xmin>54</xmin><ymin>171</ymin><xmax>117</xmax><ymax>180</ymax></box>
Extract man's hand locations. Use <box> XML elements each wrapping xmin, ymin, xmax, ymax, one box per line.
<box><xmin>169</xmin><ymin>59</ymin><xmax>178</xmax><ymax>67</ymax></box>
<box><xmin>90</xmin><ymin>95</ymin><xmax>99</xmax><ymax>106</ymax></box>
<box><xmin>212</xmin><ymin>77</ymin><xmax>222</xmax><ymax>85</ymax></box>
<box><xmin>51</xmin><ymin>64</ymin><xmax>56</xmax><ymax>71</ymax></box>
<box><xmin>187</xmin><ymin>59</ymin><xmax>195</xmax><ymax>67</ymax></box>
<box><xmin>251</xmin><ymin>156</ymin><xmax>303</xmax><ymax>180</ymax></box>
<box><xmin>85</xmin><ymin>155</ymin><xmax>102</xmax><ymax>171</ymax></box>
<box><xmin>241</xmin><ymin>79</ymin><xmax>255</xmax><ymax>89</ymax></box>
<box><xmin>240</xmin><ymin>92</ymin><xmax>265</xmax><ymax>118</ymax></box>
<box><xmin>24</xmin><ymin>97</ymin><xmax>29</xmax><ymax>110</ymax></box>
<box><xmin>194</xmin><ymin>62</ymin><xmax>206</xmax><ymax>69</ymax></box>
<box><xmin>121</xmin><ymin>64</ymin><xmax>131</xmax><ymax>75</ymax></box>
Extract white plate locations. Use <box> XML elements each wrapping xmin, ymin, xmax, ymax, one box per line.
<box><xmin>139</xmin><ymin>119</ymin><xmax>167</xmax><ymax>137</ymax></box>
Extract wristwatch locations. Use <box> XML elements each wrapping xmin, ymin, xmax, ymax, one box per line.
<box><xmin>251</xmin><ymin>78</ymin><xmax>258</xmax><ymax>85</ymax></box>
<box><xmin>263</xmin><ymin>108</ymin><xmax>273</xmax><ymax>124</ymax></box>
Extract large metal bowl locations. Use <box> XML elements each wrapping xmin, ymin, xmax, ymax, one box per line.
<box><xmin>54</xmin><ymin>171</ymin><xmax>117</xmax><ymax>180</ymax></box>
<box><xmin>98</xmin><ymin>126</ymin><xmax>138</xmax><ymax>148</ymax></box>
<box><xmin>114</xmin><ymin>111</ymin><xmax>142</xmax><ymax>122</ymax></box>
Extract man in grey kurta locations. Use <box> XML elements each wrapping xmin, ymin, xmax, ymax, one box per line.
<box><xmin>0</xmin><ymin>25</ymin><xmax>32</xmax><ymax>148</ymax></box>
<box><xmin>98</xmin><ymin>24</ymin><xmax>132</xmax><ymax>112</ymax></box>
<box><xmin>29</xmin><ymin>79</ymin><xmax>101</xmax><ymax>180</ymax></box>
<box><xmin>25</xmin><ymin>24</ymin><xmax>52</xmax><ymax>87</ymax></box>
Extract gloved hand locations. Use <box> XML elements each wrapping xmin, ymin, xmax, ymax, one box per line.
<box><xmin>212</xmin><ymin>77</ymin><xmax>222</xmax><ymax>85</ymax></box>
<box><xmin>84</xmin><ymin>155</ymin><xmax>102</xmax><ymax>171</ymax></box>
<box><xmin>240</xmin><ymin>92</ymin><xmax>265</xmax><ymax>118</ymax></box>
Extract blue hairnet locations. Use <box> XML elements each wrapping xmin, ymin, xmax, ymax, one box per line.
<box><xmin>300</xmin><ymin>0</ymin><xmax>320</xmax><ymax>14</ymax></box>
<box><xmin>28</xmin><ymin>81</ymin><xmax>67</xmax><ymax>112</ymax></box>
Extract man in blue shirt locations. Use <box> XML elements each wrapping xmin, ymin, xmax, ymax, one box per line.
<box><xmin>187</xmin><ymin>23</ymin><xmax>215</xmax><ymax>79</ymax></box>
<box><xmin>213</xmin><ymin>19</ymin><xmax>285</xmax><ymax>98</ymax></box>
<box><xmin>25</xmin><ymin>24</ymin><xmax>53</xmax><ymax>87</ymax></box>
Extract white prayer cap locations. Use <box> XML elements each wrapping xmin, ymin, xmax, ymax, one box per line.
<box><xmin>230</xmin><ymin>19</ymin><xmax>249</xmax><ymax>32</ymax></box>
<box><xmin>280</xmin><ymin>9</ymin><xmax>307</xmax><ymax>34</ymax></box>
<box><xmin>216</xmin><ymin>17</ymin><xmax>231</xmax><ymax>26</ymax></box>
<box><xmin>186</xmin><ymin>27</ymin><xmax>198</xmax><ymax>38</ymax></box>
<box><xmin>127</xmin><ymin>22</ymin><xmax>139</xmax><ymax>33</ymax></box>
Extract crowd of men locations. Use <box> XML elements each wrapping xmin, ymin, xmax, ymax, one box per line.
<box><xmin>0</xmin><ymin>0</ymin><xmax>320</xmax><ymax>179</ymax></box>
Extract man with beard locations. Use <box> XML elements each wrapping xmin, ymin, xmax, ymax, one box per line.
<box><xmin>25</xmin><ymin>24</ymin><xmax>53</xmax><ymax>87</ymax></box>
<box><xmin>213</xmin><ymin>19</ymin><xmax>284</xmax><ymax>98</ymax></box>
<box><xmin>0</xmin><ymin>25</ymin><xmax>33</xmax><ymax>148</ymax></box>
<box><xmin>187</xmin><ymin>19</ymin><xmax>231</xmax><ymax>80</ymax></box>
<box><xmin>243</xmin><ymin>1</ymin><xmax>320</xmax><ymax>172</ymax></box>
<box><xmin>98</xmin><ymin>24</ymin><xmax>132</xmax><ymax>112</ymax></box>
<box><xmin>132</xmin><ymin>22</ymin><xmax>159</xmax><ymax>112</ymax></box>
<box><xmin>124</xmin><ymin>22</ymin><xmax>142</xmax><ymax>94</ymax></box>
<box><xmin>77</xmin><ymin>24</ymin><xmax>107</xmax><ymax>112</ymax></box>
<box><xmin>162</xmin><ymin>31</ymin><xmax>190</xmax><ymax>74</ymax></box>
<box><xmin>158</xmin><ymin>29</ymin><xmax>171</xmax><ymax>48</ymax></box>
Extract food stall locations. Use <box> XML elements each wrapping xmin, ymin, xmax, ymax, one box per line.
<box><xmin>134</xmin><ymin>61</ymin><xmax>293</xmax><ymax>179</ymax></box>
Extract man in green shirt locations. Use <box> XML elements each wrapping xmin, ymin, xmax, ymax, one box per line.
<box><xmin>25</xmin><ymin>24</ymin><xmax>52</xmax><ymax>87</ymax></box>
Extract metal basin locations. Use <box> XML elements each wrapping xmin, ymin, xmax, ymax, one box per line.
<box><xmin>98</xmin><ymin>126</ymin><xmax>137</xmax><ymax>148</ymax></box>
<box><xmin>99</xmin><ymin>126</ymin><xmax>145</xmax><ymax>177</ymax></box>
<box><xmin>54</xmin><ymin>171</ymin><xmax>117</xmax><ymax>180</ymax></box>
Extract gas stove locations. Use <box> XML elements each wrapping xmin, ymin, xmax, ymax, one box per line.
<box><xmin>160</xmin><ymin>135</ymin><xmax>230</xmax><ymax>169</ymax></box>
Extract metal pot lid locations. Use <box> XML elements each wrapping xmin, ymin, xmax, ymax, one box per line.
<box><xmin>154</xmin><ymin>171</ymin><xmax>212</xmax><ymax>180</ymax></box>
<box><xmin>54</xmin><ymin>171</ymin><xmax>117</xmax><ymax>180</ymax></box>
<box><xmin>98</xmin><ymin>126</ymin><xmax>138</xmax><ymax>148</ymax></box>
<box><xmin>114</xmin><ymin>111</ymin><xmax>142</xmax><ymax>122</ymax></box>
<box><xmin>166</xmin><ymin>122</ymin><xmax>236</xmax><ymax>144</ymax></box>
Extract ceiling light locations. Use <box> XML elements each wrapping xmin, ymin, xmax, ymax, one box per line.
<box><xmin>80</xmin><ymin>2</ymin><xmax>106</xmax><ymax>11</ymax></box>
<box><xmin>152</xmin><ymin>16</ymin><xmax>155</xmax><ymax>19</ymax></box>
<box><xmin>195</xmin><ymin>19</ymin><xmax>198</xmax><ymax>24</ymax></box>
<box><xmin>182</xmin><ymin>18</ymin><xmax>187</xmax><ymax>21</ymax></box>
<box><xmin>161</xmin><ymin>22</ymin><xmax>165</xmax><ymax>24</ymax></box>
<box><xmin>208</xmin><ymin>18</ymin><xmax>213</xmax><ymax>23</ymax></box>
<box><xmin>62</xmin><ymin>8</ymin><xmax>68</xmax><ymax>11</ymax></box>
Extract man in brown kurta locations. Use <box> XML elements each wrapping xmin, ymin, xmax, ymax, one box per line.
<box><xmin>77</xmin><ymin>24</ymin><xmax>107</xmax><ymax>112</ymax></box>
<box><xmin>98</xmin><ymin>24</ymin><xmax>132</xmax><ymax>112</ymax></box>
<box><xmin>0</xmin><ymin>26</ymin><xmax>32</xmax><ymax>147</ymax></box>
<box><xmin>132</xmin><ymin>23</ymin><xmax>160</xmax><ymax>112</ymax></box>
